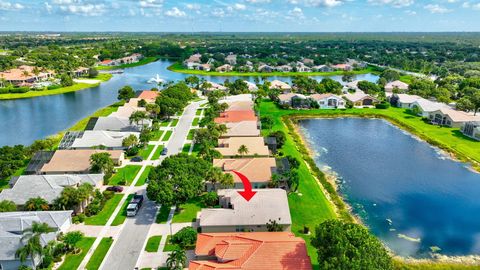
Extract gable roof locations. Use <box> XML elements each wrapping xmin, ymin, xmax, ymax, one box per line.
<box><xmin>278</xmin><ymin>93</ymin><xmax>307</xmax><ymax>102</ymax></box>
<box><xmin>432</xmin><ymin>108</ymin><xmax>480</xmax><ymax>123</ymax></box>
<box><xmin>40</xmin><ymin>150</ymin><xmax>123</xmax><ymax>173</ymax></box>
<box><xmin>309</xmin><ymin>93</ymin><xmax>343</xmax><ymax>101</ymax></box>
<box><xmin>71</xmin><ymin>130</ymin><xmax>139</xmax><ymax>149</ymax></box>
<box><xmin>385</xmin><ymin>80</ymin><xmax>409</xmax><ymax>90</ymax></box>
<box><xmin>343</xmin><ymin>92</ymin><xmax>378</xmax><ymax>103</ymax></box>
<box><xmin>215</xmin><ymin>137</ymin><xmax>269</xmax><ymax>157</ymax></box>
<box><xmin>137</xmin><ymin>90</ymin><xmax>160</xmax><ymax>102</ymax></box>
<box><xmin>224</xmin><ymin>121</ymin><xmax>260</xmax><ymax>137</ymax></box>
<box><xmin>394</xmin><ymin>94</ymin><xmax>422</xmax><ymax>104</ymax></box>
<box><xmin>269</xmin><ymin>80</ymin><xmax>291</xmax><ymax>90</ymax></box>
<box><xmin>214</xmin><ymin>110</ymin><xmax>257</xmax><ymax>124</ymax></box>
<box><xmin>213</xmin><ymin>158</ymin><xmax>276</xmax><ymax>183</ymax></box>
<box><xmin>190</xmin><ymin>232</ymin><xmax>312</xmax><ymax>270</ymax></box>
<box><xmin>411</xmin><ymin>99</ymin><xmax>450</xmax><ymax>112</ymax></box>
<box><xmin>93</xmin><ymin>116</ymin><xmax>148</xmax><ymax>132</ymax></box>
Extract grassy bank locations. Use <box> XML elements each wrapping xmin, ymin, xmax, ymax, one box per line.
<box><xmin>0</xmin><ymin>74</ymin><xmax>112</xmax><ymax>100</ymax></box>
<box><xmin>57</xmin><ymin>237</ymin><xmax>95</xmax><ymax>270</ymax></box>
<box><xmin>96</xmin><ymin>57</ymin><xmax>158</xmax><ymax>70</ymax></box>
<box><xmin>86</xmin><ymin>237</ymin><xmax>114</xmax><ymax>270</ymax></box>
<box><xmin>168</xmin><ymin>62</ymin><xmax>378</xmax><ymax>77</ymax></box>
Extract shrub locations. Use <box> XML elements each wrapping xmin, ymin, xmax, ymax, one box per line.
<box><xmin>375</xmin><ymin>102</ymin><xmax>390</xmax><ymax>109</ymax></box>
<box><xmin>102</xmin><ymin>190</ymin><xmax>114</xmax><ymax>200</ymax></box>
<box><xmin>47</xmin><ymin>85</ymin><xmax>61</xmax><ymax>90</ymax></box>
<box><xmin>171</xmin><ymin>227</ymin><xmax>197</xmax><ymax>249</ymax></box>
<box><xmin>72</xmin><ymin>213</ymin><xmax>86</xmax><ymax>224</ymax></box>
<box><xmin>125</xmin><ymin>146</ymin><xmax>140</xmax><ymax>156</ymax></box>
<box><xmin>9</xmin><ymin>87</ymin><xmax>30</xmax><ymax>93</ymax></box>
<box><xmin>202</xmin><ymin>192</ymin><xmax>218</xmax><ymax>207</ymax></box>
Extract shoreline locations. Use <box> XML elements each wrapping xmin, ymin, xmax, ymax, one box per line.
<box><xmin>167</xmin><ymin>62</ymin><xmax>378</xmax><ymax>77</ymax></box>
<box><xmin>288</xmin><ymin>114</ymin><xmax>480</xmax><ymax>266</ymax></box>
<box><xmin>95</xmin><ymin>56</ymin><xmax>158</xmax><ymax>71</ymax></box>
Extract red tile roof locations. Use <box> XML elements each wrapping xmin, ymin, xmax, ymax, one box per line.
<box><xmin>214</xmin><ymin>110</ymin><xmax>257</xmax><ymax>124</ymax></box>
<box><xmin>138</xmin><ymin>90</ymin><xmax>160</xmax><ymax>101</ymax></box>
<box><xmin>189</xmin><ymin>232</ymin><xmax>312</xmax><ymax>270</ymax></box>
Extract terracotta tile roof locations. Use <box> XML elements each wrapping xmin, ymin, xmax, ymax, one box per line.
<box><xmin>0</xmin><ymin>65</ymin><xmax>54</xmax><ymax>82</ymax></box>
<box><xmin>137</xmin><ymin>90</ymin><xmax>160</xmax><ymax>102</ymax></box>
<box><xmin>214</xmin><ymin>110</ymin><xmax>257</xmax><ymax>124</ymax></box>
<box><xmin>212</xmin><ymin>158</ymin><xmax>276</xmax><ymax>184</ymax></box>
<box><xmin>190</xmin><ymin>232</ymin><xmax>312</xmax><ymax>270</ymax></box>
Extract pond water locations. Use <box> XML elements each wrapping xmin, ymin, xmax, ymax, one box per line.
<box><xmin>299</xmin><ymin>117</ymin><xmax>480</xmax><ymax>258</ymax></box>
<box><xmin>0</xmin><ymin>60</ymin><xmax>378</xmax><ymax>146</ymax></box>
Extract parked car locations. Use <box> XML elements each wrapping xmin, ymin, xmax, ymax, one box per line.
<box><xmin>106</xmin><ymin>186</ymin><xmax>124</xmax><ymax>192</ymax></box>
<box><xmin>161</xmin><ymin>148</ymin><xmax>168</xmax><ymax>155</ymax></box>
<box><xmin>131</xmin><ymin>156</ymin><xmax>143</xmax><ymax>162</ymax></box>
<box><xmin>127</xmin><ymin>193</ymin><xmax>144</xmax><ymax>217</ymax></box>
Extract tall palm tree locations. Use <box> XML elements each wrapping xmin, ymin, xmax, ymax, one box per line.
<box><xmin>129</xmin><ymin>111</ymin><xmax>148</xmax><ymax>130</ymax></box>
<box><xmin>238</xmin><ymin>144</ymin><xmax>249</xmax><ymax>156</ymax></box>
<box><xmin>16</xmin><ymin>222</ymin><xmax>56</xmax><ymax>268</ymax></box>
<box><xmin>166</xmin><ymin>249</ymin><xmax>187</xmax><ymax>270</ymax></box>
<box><xmin>24</xmin><ymin>197</ymin><xmax>49</xmax><ymax>211</ymax></box>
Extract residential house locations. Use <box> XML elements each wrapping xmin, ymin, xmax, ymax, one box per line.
<box><xmin>296</xmin><ymin>62</ymin><xmax>311</xmax><ymax>72</ymax></box>
<box><xmin>183</xmin><ymin>53</ymin><xmax>202</xmax><ymax>69</ymax></box>
<box><xmin>203</xmin><ymin>81</ymin><xmax>227</xmax><ymax>93</ymax></box>
<box><xmin>118</xmin><ymin>53</ymin><xmax>143</xmax><ymax>64</ymax></box>
<box><xmin>68</xmin><ymin>131</ymin><xmax>139</xmax><ymax>150</ymax></box>
<box><xmin>25</xmin><ymin>151</ymin><xmax>55</xmax><ymax>175</ymax></box>
<box><xmin>277</xmin><ymin>93</ymin><xmax>309</xmax><ymax>108</ymax></box>
<box><xmin>343</xmin><ymin>92</ymin><xmax>379</xmax><ymax>107</ymax></box>
<box><xmin>0</xmin><ymin>174</ymin><xmax>103</xmax><ymax>209</ymax></box>
<box><xmin>212</xmin><ymin>158</ymin><xmax>276</xmax><ymax>189</ymax></box>
<box><xmin>345</xmin><ymin>80</ymin><xmax>361</xmax><ymax>92</ymax></box>
<box><xmin>429</xmin><ymin>108</ymin><xmax>480</xmax><ymax>128</ymax></box>
<box><xmin>332</xmin><ymin>63</ymin><xmax>353</xmax><ymax>71</ymax></box>
<box><xmin>275</xmin><ymin>65</ymin><xmax>292</xmax><ymax>72</ymax></box>
<box><xmin>312</xmin><ymin>65</ymin><xmax>333</xmax><ymax>72</ymax></box>
<box><xmin>196</xmin><ymin>189</ymin><xmax>291</xmax><ymax>232</ymax></box>
<box><xmin>189</xmin><ymin>232</ymin><xmax>312</xmax><ymax>270</ymax></box>
<box><xmin>269</xmin><ymin>80</ymin><xmax>291</xmax><ymax>91</ymax></box>
<box><xmin>110</xmin><ymin>104</ymin><xmax>146</xmax><ymax>118</ymax></box>
<box><xmin>98</xmin><ymin>59</ymin><xmax>117</xmax><ymax>66</ymax></box>
<box><xmin>462</xmin><ymin>121</ymin><xmax>480</xmax><ymax>141</ymax></box>
<box><xmin>215</xmin><ymin>64</ymin><xmax>233</xmax><ymax>73</ymax></box>
<box><xmin>224</xmin><ymin>101</ymin><xmax>254</xmax><ymax>111</ymax></box>
<box><xmin>225</xmin><ymin>54</ymin><xmax>237</xmax><ymax>65</ymax></box>
<box><xmin>257</xmin><ymin>64</ymin><xmax>275</xmax><ymax>73</ymax></box>
<box><xmin>223</xmin><ymin>121</ymin><xmax>260</xmax><ymax>138</ymax></box>
<box><xmin>243</xmin><ymin>80</ymin><xmax>258</xmax><ymax>91</ymax></box>
<box><xmin>385</xmin><ymin>80</ymin><xmax>409</xmax><ymax>93</ymax></box>
<box><xmin>0</xmin><ymin>211</ymin><xmax>72</xmax><ymax>270</ymax></box>
<box><xmin>310</xmin><ymin>93</ymin><xmax>345</xmax><ymax>109</ymax></box>
<box><xmin>137</xmin><ymin>90</ymin><xmax>160</xmax><ymax>103</ymax></box>
<box><xmin>388</xmin><ymin>94</ymin><xmax>422</xmax><ymax>108</ymax></box>
<box><xmin>219</xmin><ymin>94</ymin><xmax>253</xmax><ymax>103</ymax></box>
<box><xmin>214</xmin><ymin>110</ymin><xmax>257</xmax><ymax>124</ymax></box>
<box><xmin>410</xmin><ymin>99</ymin><xmax>451</xmax><ymax>117</ymax></box>
<box><xmin>0</xmin><ymin>65</ymin><xmax>54</xmax><ymax>86</ymax></box>
<box><xmin>197</xmin><ymin>64</ymin><xmax>211</xmax><ymax>71</ymax></box>
<box><xmin>40</xmin><ymin>150</ymin><xmax>124</xmax><ymax>175</ymax></box>
<box><xmin>72</xmin><ymin>67</ymin><xmax>89</xmax><ymax>78</ymax></box>
<box><xmin>215</xmin><ymin>137</ymin><xmax>270</xmax><ymax>157</ymax></box>
<box><xmin>92</xmin><ymin>116</ymin><xmax>151</xmax><ymax>132</ymax></box>
<box><xmin>302</xmin><ymin>58</ymin><xmax>315</xmax><ymax>65</ymax></box>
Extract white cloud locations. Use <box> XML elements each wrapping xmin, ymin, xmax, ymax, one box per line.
<box><xmin>424</xmin><ymin>4</ymin><xmax>452</xmax><ymax>13</ymax></box>
<box><xmin>164</xmin><ymin>7</ymin><xmax>186</xmax><ymax>17</ymax></box>
<box><xmin>246</xmin><ymin>0</ymin><xmax>271</xmax><ymax>3</ymax></box>
<box><xmin>59</xmin><ymin>3</ymin><xmax>106</xmax><ymax>16</ymax></box>
<box><xmin>212</xmin><ymin>8</ymin><xmax>225</xmax><ymax>17</ymax></box>
<box><xmin>289</xmin><ymin>0</ymin><xmax>345</xmax><ymax>7</ymax></box>
<box><xmin>140</xmin><ymin>0</ymin><xmax>163</xmax><ymax>9</ymax></box>
<box><xmin>233</xmin><ymin>3</ymin><xmax>246</xmax><ymax>10</ymax></box>
<box><xmin>186</xmin><ymin>3</ymin><xmax>200</xmax><ymax>10</ymax></box>
<box><xmin>463</xmin><ymin>1</ymin><xmax>480</xmax><ymax>10</ymax></box>
<box><xmin>368</xmin><ymin>0</ymin><xmax>414</xmax><ymax>8</ymax></box>
<box><xmin>0</xmin><ymin>1</ymin><xmax>24</xmax><ymax>11</ymax></box>
<box><xmin>405</xmin><ymin>9</ymin><xmax>416</xmax><ymax>15</ymax></box>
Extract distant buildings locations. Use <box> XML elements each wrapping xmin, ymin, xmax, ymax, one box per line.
<box><xmin>0</xmin><ymin>65</ymin><xmax>54</xmax><ymax>86</ymax></box>
<box><xmin>97</xmin><ymin>53</ymin><xmax>143</xmax><ymax>67</ymax></box>
<box><xmin>385</xmin><ymin>80</ymin><xmax>409</xmax><ymax>93</ymax></box>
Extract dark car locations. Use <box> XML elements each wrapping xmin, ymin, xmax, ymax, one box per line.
<box><xmin>106</xmin><ymin>186</ymin><xmax>124</xmax><ymax>192</ymax></box>
<box><xmin>161</xmin><ymin>148</ymin><xmax>168</xmax><ymax>155</ymax></box>
<box><xmin>131</xmin><ymin>156</ymin><xmax>143</xmax><ymax>162</ymax></box>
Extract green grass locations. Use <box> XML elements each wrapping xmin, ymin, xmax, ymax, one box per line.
<box><xmin>399</xmin><ymin>75</ymin><xmax>414</xmax><ymax>84</ymax></box>
<box><xmin>156</xmin><ymin>205</ymin><xmax>171</xmax><ymax>224</ymax></box>
<box><xmin>168</xmin><ymin>62</ymin><xmax>377</xmax><ymax>77</ymax></box>
<box><xmin>172</xmin><ymin>197</ymin><xmax>205</xmax><ymax>223</ymax></box>
<box><xmin>85</xmin><ymin>237</ymin><xmax>114</xmax><ymax>270</ymax></box>
<box><xmin>195</xmin><ymin>109</ymin><xmax>203</xmax><ymax>116</ymax></box>
<box><xmin>182</xmin><ymin>143</ymin><xmax>191</xmax><ymax>154</ymax></box>
<box><xmin>191</xmin><ymin>144</ymin><xmax>201</xmax><ymax>157</ymax></box>
<box><xmin>108</xmin><ymin>165</ymin><xmax>142</xmax><ymax>185</ymax></box>
<box><xmin>96</xmin><ymin>57</ymin><xmax>158</xmax><ymax>70</ymax></box>
<box><xmin>84</xmin><ymin>194</ymin><xmax>124</xmax><ymax>225</ymax></box>
<box><xmin>162</xmin><ymin>131</ymin><xmax>173</xmax><ymax>141</ymax></box>
<box><xmin>170</xmin><ymin>118</ymin><xmax>179</xmax><ymax>127</ymax></box>
<box><xmin>151</xmin><ymin>130</ymin><xmax>164</xmax><ymax>141</ymax></box>
<box><xmin>187</xmin><ymin>129</ymin><xmax>196</xmax><ymax>140</ymax></box>
<box><xmin>192</xmin><ymin>117</ymin><xmax>200</xmax><ymax>126</ymax></box>
<box><xmin>160</xmin><ymin>119</ymin><xmax>171</xmax><ymax>127</ymax></box>
<box><xmin>393</xmin><ymin>260</ymin><xmax>480</xmax><ymax>270</ymax></box>
<box><xmin>137</xmin><ymin>144</ymin><xmax>155</xmax><ymax>160</ymax></box>
<box><xmin>57</xmin><ymin>237</ymin><xmax>95</xmax><ymax>270</ymax></box>
<box><xmin>151</xmin><ymin>145</ymin><xmax>165</xmax><ymax>160</ymax></box>
<box><xmin>163</xmin><ymin>235</ymin><xmax>179</xmax><ymax>252</ymax></box>
<box><xmin>136</xmin><ymin>166</ymin><xmax>152</xmax><ymax>186</ymax></box>
<box><xmin>111</xmin><ymin>194</ymin><xmax>134</xmax><ymax>226</ymax></box>
<box><xmin>145</xmin><ymin>235</ymin><xmax>162</xmax><ymax>252</ymax></box>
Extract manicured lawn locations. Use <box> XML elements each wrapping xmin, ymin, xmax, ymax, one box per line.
<box><xmin>137</xmin><ymin>144</ymin><xmax>155</xmax><ymax>160</ymax></box>
<box><xmin>187</xmin><ymin>129</ymin><xmax>196</xmax><ymax>140</ymax></box>
<box><xmin>84</xmin><ymin>194</ymin><xmax>124</xmax><ymax>225</ymax></box>
<box><xmin>108</xmin><ymin>165</ymin><xmax>142</xmax><ymax>185</ymax></box>
<box><xmin>163</xmin><ymin>235</ymin><xmax>178</xmax><ymax>252</ymax></box>
<box><xmin>85</xmin><ymin>237</ymin><xmax>114</xmax><ymax>270</ymax></box>
<box><xmin>145</xmin><ymin>235</ymin><xmax>162</xmax><ymax>252</ymax></box>
<box><xmin>172</xmin><ymin>197</ymin><xmax>205</xmax><ymax>223</ymax></box>
<box><xmin>182</xmin><ymin>144</ymin><xmax>191</xmax><ymax>154</ymax></box>
<box><xmin>156</xmin><ymin>205</ymin><xmax>171</xmax><ymax>224</ymax></box>
<box><xmin>170</xmin><ymin>118</ymin><xmax>179</xmax><ymax>127</ymax></box>
<box><xmin>160</xmin><ymin>119</ymin><xmax>171</xmax><ymax>127</ymax></box>
<box><xmin>195</xmin><ymin>109</ymin><xmax>203</xmax><ymax>116</ymax></box>
<box><xmin>57</xmin><ymin>237</ymin><xmax>95</xmax><ymax>270</ymax></box>
<box><xmin>96</xmin><ymin>57</ymin><xmax>158</xmax><ymax>70</ymax></box>
<box><xmin>111</xmin><ymin>194</ymin><xmax>134</xmax><ymax>226</ymax></box>
<box><xmin>151</xmin><ymin>146</ymin><xmax>164</xmax><ymax>160</ymax></box>
<box><xmin>192</xmin><ymin>117</ymin><xmax>200</xmax><ymax>126</ymax></box>
<box><xmin>162</xmin><ymin>131</ymin><xmax>173</xmax><ymax>141</ymax></box>
<box><xmin>136</xmin><ymin>166</ymin><xmax>152</xmax><ymax>186</ymax></box>
<box><xmin>151</xmin><ymin>130</ymin><xmax>164</xmax><ymax>141</ymax></box>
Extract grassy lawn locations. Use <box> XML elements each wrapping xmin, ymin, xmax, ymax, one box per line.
<box><xmin>145</xmin><ymin>235</ymin><xmax>162</xmax><ymax>252</ymax></box>
<box><xmin>84</xmin><ymin>194</ymin><xmax>123</xmax><ymax>225</ymax></box>
<box><xmin>172</xmin><ymin>197</ymin><xmax>205</xmax><ymax>223</ymax></box>
<box><xmin>182</xmin><ymin>143</ymin><xmax>191</xmax><ymax>154</ymax></box>
<box><xmin>160</xmin><ymin>119</ymin><xmax>171</xmax><ymax>127</ymax></box>
<box><xmin>156</xmin><ymin>205</ymin><xmax>171</xmax><ymax>224</ymax></box>
<box><xmin>192</xmin><ymin>117</ymin><xmax>200</xmax><ymax>126</ymax></box>
<box><xmin>170</xmin><ymin>118</ymin><xmax>179</xmax><ymax>127</ymax></box>
<box><xmin>163</xmin><ymin>235</ymin><xmax>178</xmax><ymax>252</ymax></box>
<box><xmin>57</xmin><ymin>237</ymin><xmax>95</xmax><ymax>270</ymax></box>
<box><xmin>195</xmin><ymin>109</ymin><xmax>203</xmax><ymax>116</ymax></box>
<box><xmin>168</xmin><ymin>62</ymin><xmax>377</xmax><ymax>77</ymax></box>
<box><xmin>111</xmin><ymin>194</ymin><xmax>134</xmax><ymax>226</ymax></box>
<box><xmin>187</xmin><ymin>129</ymin><xmax>196</xmax><ymax>140</ymax></box>
<box><xmin>96</xmin><ymin>57</ymin><xmax>158</xmax><ymax>70</ymax></box>
<box><xmin>162</xmin><ymin>131</ymin><xmax>173</xmax><ymax>141</ymax></box>
<box><xmin>85</xmin><ymin>237</ymin><xmax>114</xmax><ymax>270</ymax></box>
<box><xmin>108</xmin><ymin>165</ymin><xmax>142</xmax><ymax>185</ymax></box>
<box><xmin>136</xmin><ymin>166</ymin><xmax>152</xmax><ymax>186</ymax></box>
<box><xmin>151</xmin><ymin>146</ymin><xmax>164</xmax><ymax>160</ymax></box>
<box><xmin>151</xmin><ymin>130</ymin><xmax>164</xmax><ymax>141</ymax></box>
<box><xmin>137</xmin><ymin>144</ymin><xmax>155</xmax><ymax>160</ymax></box>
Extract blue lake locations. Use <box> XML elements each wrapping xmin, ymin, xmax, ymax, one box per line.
<box><xmin>299</xmin><ymin>117</ymin><xmax>480</xmax><ymax>258</ymax></box>
<box><xmin>0</xmin><ymin>60</ymin><xmax>378</xmax><ymax>146</ymax></box>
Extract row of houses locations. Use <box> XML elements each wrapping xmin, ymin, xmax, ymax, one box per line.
<box><xmin>98</xmin><ymin>53</ymin><xmax>143</xmax><ymax>67</ymax></box>
<box><xmin>0</xmin><ymin>65</ymin><xmax>91</xmax><ymax>88</ymax></box>
<box><xmin>188</xmin><ymin>93</ymin><xmax>312</xmax><ymax>269</ymax></box>
<box><xmin>278</xmin><ymin>91</ymin><xmax>379</xmax><ymax>109</ymax></box>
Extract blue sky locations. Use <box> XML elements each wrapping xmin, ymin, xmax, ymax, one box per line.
<box><xmin>0</xmin><ymin>0</ymin><xmax>479</xmax><ymax>32</ymax></box>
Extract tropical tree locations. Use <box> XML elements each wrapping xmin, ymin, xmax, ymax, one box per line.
<box><xmin>60</xmin><ymin>73</ymin><xmax>73</xmax><ymax>87</ymax></box>
<box><xmin>61</xmin><ymin>231</ymin><xmax>84</xmax><ymax>253</ymax></box>
<box><xmin>0</xmin><ymin>200</ymin><xmax>17</xmax><ymax>212</ymax></box>
<box><xmin>122</xmin><ymin>134</ymin><xmax>139</xmax><ymax>148</ymax></box>
<box><xmin>171</xmin><ymin>227</ymin><xmax>197</xmax><ymax>249</ymax></box>
<box><xmin>205</xmin><ymin>167</ymin><xmax>224</xmax><ymax>190</ymax></box>
<box><xmin>129</xmin><ymin>111</ymin><xmax>148</xmax><ymax>127</ymax></box>
<box><xmin>219</xmin><ymin>172</ymin><xmax>234</xmax><ymax>189</ymax></box>
<box><xmin>88</xmin><ymin>67</ymin><xmax>98</xmax><ymax>78</ymax></box>
<box><xmin>25</xmin><ymin>197</ymin><xmax>50</xmax><ymax>211</ymax></box>
<box><xmin>16</xmin><ymin>222</ymin><xmax>56</xmax><ymax>267</ymax></box>
<box><xmin>117</xmin><ymin>85</ymin><xmax>135</xmax><ymax>101</ymax></box>
<box><xmin>237</xmin><ymin>144</ymin><xmax>249</xmax><ymax>156</ymax></box>
<box><xmin>166</xmin><ymin>248</ymin><xmax>187</xmax><ymax>270</ymax></box>
<box><xmin>89</xmin><ymin>152</ymin><xmax>114</xmax><ymax>180</ymax></box>
<box><xmin>471</xmin><ymin>90</ymin><xmax>480</xmax><ymax>115</ymax></box>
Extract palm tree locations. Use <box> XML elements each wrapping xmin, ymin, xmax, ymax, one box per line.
<box><xmin>238</xmin><ymin>144</ymin><xmax>249</xmax><ymax>156</ymax></box>
<box><xmin>24</xmin><ymin>197</ymin><xmax>49</xmax><ymax>211</ymax></box>
<box><xmin>166</xmin><ymin>248</ymin><xmax>187</xmax><ymax>270</ymax></box>
<box><xmin>219</xmin><ymin>173</ymin><xmax>234</xmax><ymax>189</ymax></box>
<box><xmin>129</xmin><ymin>111</ymin><xmax>148</xmax><ymax>130</ymax></box>
<box><xmin>16</xmin><ymin>222</ymin><xmax>56</xmax><ymax>268</ymax></box>
<box><xmin>205</xmin><ymin>167</ymin><xmax>224</xmax><ymax>191</ymax></box>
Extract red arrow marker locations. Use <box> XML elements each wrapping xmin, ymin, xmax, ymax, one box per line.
<box><xmin>232</xmin><ymin>170</ymin><xmax>257</xmax><ymax>202</ymax></box>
